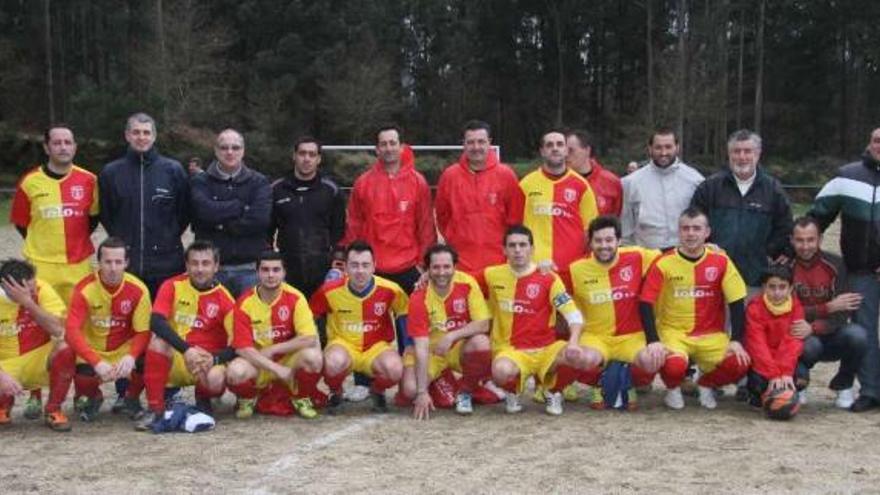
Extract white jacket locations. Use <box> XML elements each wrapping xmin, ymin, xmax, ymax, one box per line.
<box><xmin>621</xmin><ymin>159</ymin><xmax>704</xmax><ymax>249</ymax></box>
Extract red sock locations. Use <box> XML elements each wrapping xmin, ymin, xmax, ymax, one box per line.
<box><xmin>46</xmin><ymin>347</ymin><xmax>75</xmax><ymax>413</ymax></box>
<box><xmin>460</xmin><ymin>351</ymin><xmax>492</xmax><ymax>393</ymax></box>
<box><xmin>126</xmin><ymin>370</ymin><xmax>145</xmax><ymax>400</ymax></box>
<box><xmin>698</xmin><ymin>354</ymin><xmax>749</xmax><ymax>388</ymax></box>
<box><xmin>294</xmin><ymin>368</ymin><xmax>321</xmax><ymax>398</ymax></box>
<box><xmin>579</xmin><ymin>366</ymin><xmax>602</xmax><ymax>386</ymax></box>
<box><xmin>74</xmin><ymin>372</ymin><xmax>101</xmax><ymax>399</ymax></box>
<box><xmin>227</xmin><ymin>379</ymin><xmax>257</xmax><ymax>400</ymax></box>
<box><xmin>370</xmin><ymin>373</ymin><xmax>398</xmax><ymax>394</ymax></box>
<box><xmin>630</xmin><ymin>364</ymin><xmax>656</xmax><ymax>388</ymax></box>
<box><xmin>195</xmin><ymin>382</ymin><xmax>224</xmax><ymax>401</ymax></box>
<box><xmin>144</xmin><ymin>350</ymin><xmax>171</xmax><ymax>413</ymax></box>
<box><xmin>0</xmin><ymin>395</ymin><xmax>12</xmax><ymax>410</ymax></box>
<box><xmin>660</xmin><ymin>354</ymin><xmax>689</xmax><ymax>389</ymax></box>
<box><xmin>30</xmin><ymin>389</ymin><xmax>42</xmax><ymax>400</ymax></box>
<box><xmin>323</xmin><ymin>370</ymin><xmax>348</xmax><ymax>394</ymax></box>
<box><xmin>550</xmin><ymin>365</ymin><xmax>579</xmax><ymax>392</ymax></box>
<box><xmin>498</xmin><ymin>374</ymin><xmax>520</xmax><ymax>394</ymax></box>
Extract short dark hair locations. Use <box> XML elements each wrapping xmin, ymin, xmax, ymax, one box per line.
<box><xmin>793</xmin><ymin>215</ymin><xmax>821</xmax><ymax>232</ymax></box>
<box><xmin>424</xmin><ymin>244</ymin><xmax>459</xmax><ymax>268</ymax></box>
<box><xmin>567</xmin><ymin>129</ymin><xmax>594</xmax><ymax>151</ymax></box>
<box><xmin>540</xmin><ymin>128</ymin><xmax>568</xmax><ymax>148</ymax></box>
<box><xmin>43</xmin><ymin>124</ymin><xmax>74</xmax><ymax>144</ymax></box>
<box><xmin>463</xmin><ymin>120</ymin><xmax>492</xmax><ymax>139</ymax></box>
<box><xmin>293</xmin><ymin>135</ymin><xmax>322</xmax><ymax>154</ymax></box>
<box><xmin>346</xmin><ymin>240</ymin><xmax>374</xmax><ymax>260</ymax></box>
<box><xmin>588</xmin><ymin>215</ymin><xmax>622</xmax><ymax>240</ymax></box>
<box><xmin>504</xmin><ymin>225</ymin><xmax>534</xmax><ymax>246</ymax></box>
<box><xmin>257</xmin><ymin>250</ymin><xmax>286</xmax><ymax>269</ymax></box>
<box><xmin>185</xmin><ymin>240</ymin><xmax>220</xmax><ymax>264</ymax></box>
<box><xmin>760</xmin><ymin>263</ymin><xmax>793</xmax><ymax>285</ymax></box>
<box><xmin>376</xmin><ymin>124</ymin><xmax>403</xmax><ymax>142</ymax></box>
<box><xmin>680</xmin><ymin>206</ymin><xmax>708</xmax><ymax>222</ymax></box>
<box><xmin>0</xmin><ymin>259</ymin><xmax>35</xmax><ymax>285</ymax></box>
<box><xmin>649</xmin><ymin>127</ymin><xmax>678</xmax><ymax>146</ymax></box>
<box><xmin>97</xmin><ymin>237</ymin><xmax>128</xmax><ymax>261</ymax></box>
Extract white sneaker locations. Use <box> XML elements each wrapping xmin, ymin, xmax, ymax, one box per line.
<box><xmin>835</xmin><ymin>388</ymin><xmax>855</xmax><ymax>409</ymax></box>
<box><xmin>698</xmin><ymin>386</ymin><xmax>717</xmax><ymax>409</ymax></box>
<box><xmin>482</xmin><ymin>380</ymin><xmax>507</xmax><ymax>400</ymax></box>
<box><xmin>505</xmin><ymin>393</ymin><xmax>523</xmax><ymax>414</ymax></box>
<box><xmin>545</xmin><ymin>391</ymin><xmax>564</xmax><ymax>416</ymax></box>
<box><xmin>455</xmin><ymin>392</ymin><xmax>473</xmax><ymax>415</ymax></box>
<box><xmin>798</xmin><ymin>390</ymin><xmax>808</xmax><ymax>405</ymax></box>
<box><xmin>664</xmin><ymin>387</ymin><xmax>685</xmax><ymax>410</ymax></box>
<box><xmin>343</xmin><ymin>385</ymin><xmax>370</xmax><ymax>402</ymax></box>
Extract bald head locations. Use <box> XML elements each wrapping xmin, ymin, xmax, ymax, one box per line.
<box><xmin>215</xmin><ymin>129</ymin><xmax>245</xmax><ymax>172</ymax></box>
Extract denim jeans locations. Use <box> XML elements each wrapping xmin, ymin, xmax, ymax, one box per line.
<box><xmin>217</xmin><ymin>263</ymin><xmax>258</xmax><ymax>299</ymax></box>
<box><xmin>850</xmin><ymin>273</ymin><xmax>880</xmax><ymax>398</ymax></box>
<box><xmin>798</xmin><ymin>323</ymin><xmax>868</xmax><ymax>390</ymax></box>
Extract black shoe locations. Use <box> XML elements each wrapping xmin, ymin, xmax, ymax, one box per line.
<box><xmin>326</xmin><ymin>393</ymin><xmax>343</xmax><ymax>415</ymax></box>
<box><xmin>134</xmin><ymin>411</ymin><xmax>159</xmax><ymax>432</ymax></box>
<box><xmin>123</xmin><ymin>397</ymin><xmax>144</xmax><ymax>420</ymax></box>
<box><xmin>79</xmin><ymin>396</ymin><xmax>104</xmax><ymax>422</ymax></box>
<box><xmin>829</xmin><ymin>373</ymin><xmax>853</xmax><ymax>391</ymax></box>
<box><xmin>850</xmin><ymin>395</ymin><xmax>880</xmax><ymax>413</ymax></box>
<box><xmin>371</xmin><ymin>392</ymin><xmax>388</xmax><ymax>414</ymax></box>
<box><xmin>110</xmin><ymin>396</ymin><xmax>127</xmax><ymax>414</ymax></box>
<box><xmin>195</xmin><ymin>398</ymin><xmax>214</xmax><ymax>415</ymax></box>
<box><xmin>734</xmin><ymin>385</ymin><xmax>749</xmax><ymax>402</ymax></box>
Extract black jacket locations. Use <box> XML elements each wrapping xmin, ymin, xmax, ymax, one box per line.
<box><xmin>690</xmin><ymin>167</ymin><xmax>793</xmax><ymax>286</ymax></box>
<box><xmin>99</xmin><ymin>147</ymin><xmax>189</xmax><ymax>280</ymax></box>
<box><xmin>271</xmin><ymin>172</ymin><xmax>346</xmax><ymax>296</ymax></box>
<box><xmin>810</xmin><ymin>153</ymin><xmax>880</xmax><ymax>273</ymax></box>
<box><xmin>190</xmin><ymin>161</ymin><xmax>272</xmax><ymax>265</ymax></box>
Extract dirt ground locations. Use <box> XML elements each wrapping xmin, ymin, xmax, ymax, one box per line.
<box><xmin>3</xmin><ymin>222</ymin><xmax>880</xmax><ymax>494</ymax></box>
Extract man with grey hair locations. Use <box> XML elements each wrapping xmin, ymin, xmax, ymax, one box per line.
<box><xmin>189</xmin><ymin>129</ymin><xmax>271</xmax><ymax>297</ymax></box>
<box><xmin>690</xmin><ymin>129</ymin><xmax>793</xmax><ymax>289</ymax></box>
<box><xmin>99</xmin><ymin>112</ymin><xmax>189</xmax><ymax>412</ymax></box>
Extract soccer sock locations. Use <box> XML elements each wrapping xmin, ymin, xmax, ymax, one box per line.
<box><xmin>323</xmin><ymin>369</ymin><xmax>348</xmax><ymax>394</ymax></box>
<box><xmin>370</xmin><ymin>373</ymin><xmax>398</xmax><ymax>394</ymax></box>
<box><xmin>630</xmin><ymin>364</ymin><xmax>656</xmax><ymax>388</ymax></box>
<box><xmin>144</xmin><ymin>350</ymin><xmax>171</xmax><ymax>413</ymax></box>
<box><xmin>194</xmin><ymin>383</ymin><xmax>224</xmax><ymax>401</ymax></box>
<box><xmin>294</xmin><ymin>368</ymin><xmax>321</xmax><ymax>399</ymax></box>
<box><xmin>125</xmin><ymin>371</ymin><xmax>145</xmax><ymax>401</ymax></box>
<box><xmin>460</xmin><ymin>351</ymin><xmax>492</xmax><ymax>393</ymax></box>
<box><xmin>227</xmin><ymin>379</ymin><xmax>258</xmax><ymax>400</ymax></box>
<box><xmin>660</xmin><ymin>354</ymin><xmax>689</xmax><ymax>389</ymax></box>
<box><xmin>74</xmin><ymin>372</ymin><xmax>101</xmax><ymax>400</ymax></box>
<box><xmin>698</xmin><ymin>354</ymin><xmax>749</xmax><ymax>388</ymax></box>
<box><xmin>45</xmin><ymin>347</ymin><xmax>75</xmax><ymax>413</ymax></box>
<box><xmin>550</xmin><ymin>365</ymin><xmax>579</xmax><ymax>393</ymax></box>
<box><xmin>578</xmin><ymin>366</ymin><xmax>603</xmax><ymax>386</ymax></box>
<box><xmin>498</xmin><ymin>374</ymin><xmax>520</xmax><ymax>394</ymax></box>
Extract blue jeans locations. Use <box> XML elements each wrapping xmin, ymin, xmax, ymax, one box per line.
<box><xmin>217</xmin><ymin>264</ymin><xmax>258</xmax><ymax>299</ymax></box>
<box><xmin>798</xmin><ymin>323</ymin><xmax>868</xmax><ymax>390</ymax></box>
<box><xmin>850</xmin><ymin>273</ymin><xmax>880</xmax><ymax>399</ymax></box>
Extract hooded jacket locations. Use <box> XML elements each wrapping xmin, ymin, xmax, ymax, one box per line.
<box><xmin>341</xmin><ymin>145</ymin><xmax>436</xmax><ymax>274</ymax></box>
<box><xmin>189</xmin><ymin>160</ymin><xmax>272</xmax><ymax>265</ymax></box>
<box><xmin>435</xmin><ymin>150</ymin><xmax>520</xmax><ymax>273</ymax></box>
<box><xmin>99</xmin><ymin>147</ymin><xmax>189</xmax><ymax>279</ymax></box>
<box><xmin>810</xmin><ymin>153</ymin><xmax>880</xmax><ymax>274</ymax></box>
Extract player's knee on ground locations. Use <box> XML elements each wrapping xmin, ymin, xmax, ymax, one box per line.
<box><xmin>463</xmin><ymin>333</ymin><xmax>491</xmax><ymax>353</ymax></box>
<box><xmin>297</xmin><ymin>347</ymin><xmax>323</xmax><ymax>373</ymax></box>
<box><xmin>225</xmin><ymin>358</ymin><xmax>256</xmax><ymax>385</ymax></box>
<box><xmin>660</xmin><ymin>354</ymin><xmax>689</xmax><ymax>388</ymax></box>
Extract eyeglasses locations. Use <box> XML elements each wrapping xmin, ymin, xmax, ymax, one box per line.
<box><xmin>218</xmin><ymin>145</ymin><xmax>243</xmax><ymax>151</ymax></box>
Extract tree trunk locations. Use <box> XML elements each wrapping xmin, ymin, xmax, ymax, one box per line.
<box><xmin>44</xmin><ymin>0</ymin><xmax>55</xmax><ymax>122</ymax></box>
<box><xmin>753</xmin><ymin>0</ymin><xmax>765</xmax><ymax>133</ymax></box>
<box><xmin>646</xmin><ymin>0</ymin><xmax>654</xmax><ymax>126</ymax></box>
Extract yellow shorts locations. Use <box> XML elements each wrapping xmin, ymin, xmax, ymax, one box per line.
<box><xmin>31</xmin><ymin>258</ymin><xmax>92</xmax><ymax>305</ymax></box>
<box><xmin>328</xmin><ymin>339</ymin><xmax>393</xmax><ymax>377</ymax></box>
<box><xmin>660</xmin><ymin>331</ymin><xmax>730</xmax><ymax>373</ymax></box>
<box><xmin>76</xmin><ymin>343</ymin><xmax>132</xmax><ymax>366</ymax></box>
<box><xmin>167</xmin><ymin>351</ymin><xmax>226</xmax><ymax>388</ymax></box>
<box><xmin>402</xmin><ymin>341</ymin><xmax>464</xmax><ymax>381</ymax></box>
<box><xmin>0</xmin><ymin>342</ymin><xmax>52</xmax><ymax>389</ymax></box>
<box><xmin>580</xmin><ymin>332</ymin><xmax>646</xmax><ymax>364</ymax></box>
<box><xmin>256</xmin><ymin>351</ymin><xmax>305</xmax><ymax>390</ymax></box>
<box><xmin>493</xmin><ymin>341</ymin><xmax>567</xmax><ymax>393</ymax></box>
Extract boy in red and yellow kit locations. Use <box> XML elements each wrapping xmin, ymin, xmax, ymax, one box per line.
<box><xmin>226</xmin><ymin>251</ymin><xmax>323</xmax><ymax>419</ymax></box>
<box><xmin>136</xmin><ymin>241</ymin><xmax>236</xmax><ymax>430</ymax></box>
<box><xmin>640</xmin><ymin>207</ymin><xmax>751</xmax><ymax>410</ymax></box>
<box><xmin>311</xmin><ymin>241</ymin><xmax>408</xmax><ymax>414</ymax></box>
<box><xmin>745</xmin><ymin>264</ymin><xmax>805</xmax><ymax>409</ymax></box>
<box><xmin>65</xmin><ymin>237</ymin><xmax>152</xmax><ymax>422</ymax></box>
<box><xmin>0</xmin><ymin>259</ymin><xmax>73</xmax><ymax>431</ymax></box>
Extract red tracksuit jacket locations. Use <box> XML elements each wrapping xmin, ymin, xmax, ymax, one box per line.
<box><xmin>745</xmin><ymin>294</ymin><xmax>805</xmax><ymax>380</ymax></box>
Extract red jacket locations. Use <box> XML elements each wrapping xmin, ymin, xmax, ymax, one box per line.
<box><xmin>583</xmin><ymin>159</ymin><xmax>622</xmax><ymax>216</ymax></box>
<box><xmin>342</xmin><ymin>145</ymin><xmax>436</xmax><ymax>274</ymax></box>
<box><xmin>435</xmin><ymin>150</ymin><xmax>520</xmax><ymax>273</ymax></box>
<box><xmin>745</xmin><ymin>295</ymin><xmax>805</xmax><ymax>380</ymax></box>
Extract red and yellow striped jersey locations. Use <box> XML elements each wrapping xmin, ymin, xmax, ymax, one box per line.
<box><xmin>408</xmin><ymin>271</ymin><xmax>490</xmax><ymax>341</ymax></box>
<box><xmin>10</xmin><ymin>165</ymin><xmax>98</xmax><ymax>264</ymax></box>
<box><xmin>0</xmin><ymin>279</ymin><xmax>65</xmax><ymax>360</ymax></box>
<box><xmin>570</xmin><ymin>246</ymin><xmax>660</xmax><ymax>337</ymax></box>
<box><xmin>233</xmin><ymin>283</ymin><xmax>316</xmax><ymax>350</ymax></box>
<box><xmin>482</xmin><ymin>264</ymin><xmax>580</xmax><ymax>350</ymax></box>
<box><xmin>517</xmin><ymin>168</ymin><xmax>599</xmax><ymax>272</ymax></box>
<box><xmin>310</xmin><ymin>276</ymin><xmax>408</xmax><ymax>353</ymax></box>
<box><xmin>640</xmin><ymin>249</ymin><xmax>747</xmax><ymax>337</ymax></box>
<box><xmin>65</xmin><ymin>272</ymin><xmax>151</xmax><ymax>364</ymax></box>
<box><xmin>153</xmin><ymin>274</ymin><xmax>235</xmax><ymax>352</ymax></box>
